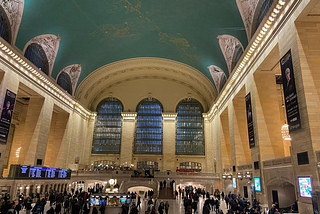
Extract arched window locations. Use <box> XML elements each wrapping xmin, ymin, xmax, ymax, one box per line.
<box><xmin>57</xmin><ymin>72</ymin><xmax>72</xmax><ymax>94</ymax></box>
<box><xmin>92</xmin><ymin>97</ymin><xmax>123</xmax><ymax>154</ymax></box>
<box><xmin>231</xmin><ymin>45</ymin><xmax>243</xmax><ymax>71</ymax></box>
<box><xmin>24</xmin><ymin>43</ymin><xmax>49</xmax><ymax>75</ymax></box>
<box><xmin>0</xmin><ymin>6</ymin><xmax>11</xmax><ymax>44</ymax></box>
<box><xmin>252</xmin><ymin>0</ymin><xmax>275</xmax><ymax>37</ymax></box>
<box><xmin>134</xmin><ymin>98</ymin><xmax>163</xmax><ymax>154</ymax></box>
<box><xmin>176</xmin><ymin>98</ymin><xmax>204</xmax><ymax>155</ymax></box>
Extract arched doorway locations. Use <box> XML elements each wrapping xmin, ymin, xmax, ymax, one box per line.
<box><xmin>266</xmin><ymin>180</ymin><xmax>296</xmax><ymax>211</ymax></box>
<box><xmin>127</xmin><ymin>186</ymin><xmax>153</xmax><ymax>198</ymax></box>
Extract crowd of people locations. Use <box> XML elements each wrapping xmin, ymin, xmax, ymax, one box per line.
<box><xmin>0</xmin><ymin>186</ymin><xmax>299</xmax><ymax>214</ymax></box>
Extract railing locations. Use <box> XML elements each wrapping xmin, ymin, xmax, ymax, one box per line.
<box><xmin>71</xmin><ymin>170</ymin><xmax>220</xmax><ymax>178</ymax></box>
<box><xmin>263</xmin><ymin>156</ymin><xmax>292</xmax><ymax>168</ymax></box>
<box><xmin>237</xmin><ymin>164</ymin><xmax>253</xmax><ymax>171</ymax></box>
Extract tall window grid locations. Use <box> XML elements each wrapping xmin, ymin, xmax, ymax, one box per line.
<box><xmin>92</xmin><ymin>97</ymin><xmax>123</xmax><ymax>154</ymax></box>
<box><xmin>0</xmin><ymin>6</ymin><xmax>11</xmax><ymax>44</ymax></box>
<box><xmin>134</xmin><ymin>98</ymin><xmax>163</xmax><ymax>154</ymax></box>
<box><xmin>24</xmin><ymin>43</ymin><xmax>49</xmax><ymax>75</ymax></box>
<box><xmin>176</xmin><ymin>98</ymin><xmax>204</xmax><ymax>155</ymax></box>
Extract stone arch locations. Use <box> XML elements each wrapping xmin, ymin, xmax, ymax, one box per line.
<box><xmin>23</xmin><ymin>34</ymin><xmax>60</xmax><ymax>77</ymax></box>
<box><xmin>56</xmin><ymin>64</ymin><xmax>81</xmax><ymax>96</ymax></box>
<box><xmin>0</xmin><ymin>0</ymin><xmax>24</xmax><ymax>44</ymax></box>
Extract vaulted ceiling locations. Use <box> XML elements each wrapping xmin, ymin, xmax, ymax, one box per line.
<box><xmin>15</xmin><ymin>0</ymin><xmax>248</xmax><ymax>87</ymax></box>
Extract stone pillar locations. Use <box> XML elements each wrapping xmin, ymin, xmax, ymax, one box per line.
<box><xmin>204</xmin><ymin>115</ymin><xmax>214</xmax><ymax>172</ymax></box>
<box><xmin>0</xmin><ymin>69</ymin><xmax>19</xmax><ymax>176</ymax></box>
<box><xmin>220</xmin><ymin>109</ymin><xmax>231</xmax><ymax>170</ymax></box>
<box><xmin>18</xmin><ymin>97</ymin><xmax>54</xmax><ymax>166</ymax></box>
<box><xmin>120</xmin><ymin>112</ymin><xmax>137</xmax><ymax>166</ymax></box>
<box><xmin>82</xmin><ymin>114</ymin><xmax>95</xmax><ymax>167</ymax></box>
<box><xmin>162</xmin><ymin>113</ymin><xmax>177</xmax><ymax>171</ymax></box>
<box><xmin>44</xmin><ymin>109</ymin><xmax>70</xmax><ymax>167</ymax></box>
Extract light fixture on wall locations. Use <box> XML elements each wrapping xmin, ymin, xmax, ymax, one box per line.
<box><xmin>16</xmin><ymin>147</ymin><xmax>21</xmax><ymax>158</ymax></box>
<box><xmin>280</xmin><ymin>83</ymin><xmax>291</xmax><ymax>141</ymax></box>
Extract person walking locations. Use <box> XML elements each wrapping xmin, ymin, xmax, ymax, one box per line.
<box><xmin>99</xmin><ymin>202</ymin><xmax>105</xmax><ymax>214</ymax></box>
<box><xmin>92</xmin><ymin>205</ymin><xmax>98</xmax><ymax>214</ymax></box>
<box><xmin>55</xmin><ymin>202</ymin><xmax>62</xmax><ymax>214</ymax></box>
<box><xmin>165</xmin><ymin>201</ymin><xmax>170</xmax><ymax>214</ymax></box>
<box><xmin>158</xmin><ymin>201</ymin><xmax>164</xmax><ymax>214</ymax></box>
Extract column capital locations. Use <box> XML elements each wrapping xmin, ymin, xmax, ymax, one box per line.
<box><xmin>162</xmin><ymin>112</ymin><xmax>177</xmax><ymax>121</ymax></box>
<box><xmin>121</xmin><ymin>112</ymin><xmax>137</xmax><ymax>121</ymax></box>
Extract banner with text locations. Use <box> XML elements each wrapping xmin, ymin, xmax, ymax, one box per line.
<box><xmin>0</xmin><ymin>89</ymin><xmax>16</xmax><ymax>143</ymax></box>
<box><xmin>245</xmin><ymin>92</ymin><xmax>255</xmax><ymax>148</ymax></box>
<box><xmin>280</xmin><ymin>50</ymin><xmax>301</xmax><ymax>133</ymax></box>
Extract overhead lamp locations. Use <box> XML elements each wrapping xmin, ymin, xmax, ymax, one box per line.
<box><xmin>279</xmin><ymin>0</ymin><xmax>285</xmax><ymax>6</ymax></box>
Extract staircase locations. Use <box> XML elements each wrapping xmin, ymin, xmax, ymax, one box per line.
<box><xmin>158</xmin><ymin>187</ymin><xmax>175</xmax><ymax>199</ymax></box>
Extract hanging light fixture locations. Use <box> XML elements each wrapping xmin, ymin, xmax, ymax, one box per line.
<box><xmin>281</xmin><ymin>124</ymin><xmax>291</xmax><ymax>140</ymax></box>
<box><xmin>279</xmin><ymin>78</ymin><xmax>291</xmax><ymax>141</ymax></box>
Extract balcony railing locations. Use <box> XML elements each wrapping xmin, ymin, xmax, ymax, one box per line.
<box><xmin>263</xmin><ymin>156</ymin><xmax>292</xmax><ymax>168</ymax></box>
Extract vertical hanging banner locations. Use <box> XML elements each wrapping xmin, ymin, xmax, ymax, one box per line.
<box><xmin>0</xmin><ymin>90</ymin><xmax>16</xmax><ymax>143</ymax></box>
<box><xmin>245</xmin><ymin>93</ymin><xmax>255</xmax><ymax>148</ymax></box>
<box><xmin>280</xmin><ymin>50</ymin><xmax>301</xmax><ymax>133</ymax></box>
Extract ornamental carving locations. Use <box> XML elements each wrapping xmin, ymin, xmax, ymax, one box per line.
<box><xmin>58</xmin><ymin>64</ymin><xmax>82</xmax><ymax>95</ymax></box>
<box><xmin>236</xmin><ymin>0</ymin><xmax>259</xmax><ymax>40</ymax></box>
<box><xmin>218</xmin><ymin>35</ymin><xmax>244</xmax><ymax>75</ymax></box>
<box><xmin>23</xmin><ymin>34</ymin><xmax>60</xmax><ymax>77</ymax></box>
<box><xmin>0</xmin><ymin>0</ymin><xmax>24</xmax><ymax>44</ymax></box>
<box><xmin>208</xmin><ymin>65</ymin><xmax>227</xmax><ymax>94</ymax></box>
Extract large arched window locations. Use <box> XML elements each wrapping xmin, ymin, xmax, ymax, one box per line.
<box><xmin>176</xmin><ymin>98</ymin><xmax>204</xmax><ymax>155</ymax></box>
<box><xmin>252</xmin><ymin>0</ymin><xmax>275</xmax><ymax>37</ymax></box>
<box><xmin>24</xmin><ymin>43</ymin><xmax>49</xmax><ymax>75</ymax></box>
<box><xmin>92</xmin><ymin>97</ymin><xmax>123</xmax><ymax>154</ymax></box>
<box><xmin>231</xmin><ymin>45</ymin><xmax>243</xmax><ymax>72</ymax></box>
<box><xmin>57</xmin><ymin>72</ymin><xmax>72</xmax><ymax>94</ymax></box>
<box><xmin>0</xmin><ymin>6</ymin><xmax>11</xmax><ymax>44</ymax></box>
<box><xmin>134</xmin><ymin>98</ymin><xmax>163</xmax><ymax>154</ymax></box>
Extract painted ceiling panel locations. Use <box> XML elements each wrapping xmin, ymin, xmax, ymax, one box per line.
<box><xmin>16</xmin><ymin>0</ymin><xmax>248</xmax><ymax>86</ymax></box>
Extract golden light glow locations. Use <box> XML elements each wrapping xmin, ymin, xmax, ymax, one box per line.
<box><xmin>281</xmin><ymin>124</ymin><xmax>291</xmax><ymax>141</ymax></box>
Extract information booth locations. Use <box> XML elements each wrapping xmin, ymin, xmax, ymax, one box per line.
<box><xmin>90</xmin><ymin>193</ymin><xmax>131</xmax><ymax>214</ymax></box>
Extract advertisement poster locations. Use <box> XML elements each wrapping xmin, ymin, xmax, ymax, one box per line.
<box><xmin>233</xmin><ymin>178</ymin><xmax>237</xmax><ymax>188</ymax></box>
<box><xmin>280</xmin><ymin>50</ymin><xmax>301</xmax><ymax>133</ymax></box>
<box><xmin>245</xmin><ymin>93</ymin><xmax>255</xmax><ymax>148</ymax></box>
<box><xmin>254</xmin><ymin>177</ymin><xmax>261</xmax><ymax>192</ymax></box>
<box><xmin>298</xmin><ymin>177</ymin><xmax>312</xmax><ymax>198</ymax></box>
<box><xmin>0</xmin><ymin>89</ymin><xmax>16</xmax><ymax>143</ymax></box>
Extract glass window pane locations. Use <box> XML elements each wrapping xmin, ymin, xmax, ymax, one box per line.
<box><xmin>0</xmin><ymin>6</ymin><xmax>11</xmax><ymax>44</ymax></box>
<box><xmin>134</xmin><ymin>98</ymin><xmax>163</xmax><ymax>154</ymax></box>
<box><xmin>176</xmin><ymin>98</ymin><xmax>204</xmax><ymax>155</ymax></box>
<box><xmin>92</xmin><ymin>97</ymin><xmax>123</xmax><ymax>154</ymax></box>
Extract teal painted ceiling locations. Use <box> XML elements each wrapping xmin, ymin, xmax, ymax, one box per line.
<box><xmin>16</xmin><ymin>0</ymin><xmax>248</xmax><ymax>87</ymax></box>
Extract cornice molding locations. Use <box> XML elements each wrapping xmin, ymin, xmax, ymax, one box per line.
<box><xmin>76</xmin><ymin>58</ymin><xmax>216</xmax><ymax>110</ymax></box>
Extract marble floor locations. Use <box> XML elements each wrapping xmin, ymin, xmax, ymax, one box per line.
<box><xmin>18</xmin><ymin>196</ymin><xmax>229</xmax><ymax>214</ymax></box>
<box><xmin>137</xmin><ymin>196</ymin><xmax>229</xmax><ymax>213</ymax></box>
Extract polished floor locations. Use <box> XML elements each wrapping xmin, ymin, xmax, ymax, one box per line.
<box><xmin>18</xmin><ymin>196</ymin><xmax>229</xmax><ymax>214</ymax></box>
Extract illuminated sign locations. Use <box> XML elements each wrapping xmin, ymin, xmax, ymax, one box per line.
<box><xmin>8</xmin><ymin>165</ymin><xmax>71</xmax><ymax>179</ymax></box>
<box><xmin>233</xmin><ymin>178</ymin><xmax>237</xmax><ymax>188</ymax></box>
<box><xmin>254</xmin><ymin>177</ymin><xmax>261</xmax><ymax>192</ymax></box>
<box><xmin>298</xmin><ymin>177</ymin><xmax>312</xmax><ymax>198</ymax></box>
